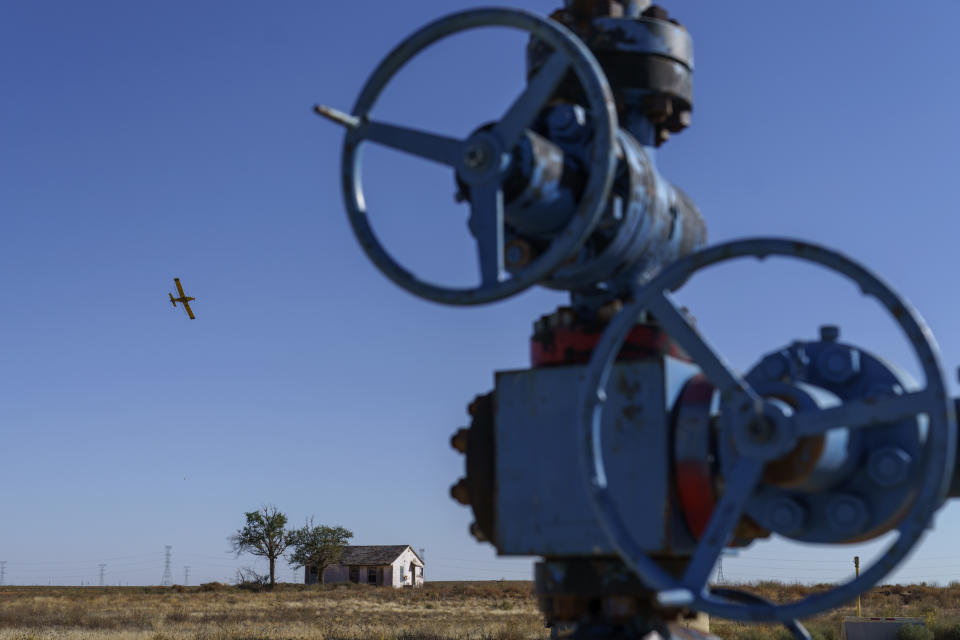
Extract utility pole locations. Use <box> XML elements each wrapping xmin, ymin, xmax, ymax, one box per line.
<box><xmin>161</xmin><ymin>546</ymin><xmax>173</xmax><ymax>586</ymax></box>
<box><xmin>98</xmin><ymin>564</ymin><xmax>106</xmax><ymax>587</ymax></box>
<box><xmin>184</xmin><ymin>566</ymin><xmax>190</xmax><ymax>586</ymax></box>
<box><xmin>854</xmin><ymin>556</ymin><xmax>861</xmax><ymax>617</ymax></box>
<box><xmin>0</xmin><ymin>561</ymin><xmax>6</xmax><ymax>586</ymax></box>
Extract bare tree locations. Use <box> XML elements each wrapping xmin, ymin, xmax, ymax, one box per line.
<box><xmin>229</xmin><ymin>505</ymin><xmax>289</xmax><ymax>588</ymax></box>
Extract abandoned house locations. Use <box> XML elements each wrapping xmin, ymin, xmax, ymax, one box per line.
<box><xmin>305</xmin><ymin>545</ymin><xmax>424</xmax><ymax>588</ymax></box>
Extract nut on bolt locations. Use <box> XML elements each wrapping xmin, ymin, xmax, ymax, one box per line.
<box><xmin>826</xmin><ymin>494</ymin><xmax>869</xmax><ymax>534</ymax></box>
<box><xmin>450</xmin><ymin>427</ymin><xmax>469</xmax><ymax>454</ymax></box>
<box><xmin>546</xmin><ymin>104</ymin><xmax>587</xmax><ymax>141</ymax></box>
<box><xmin>467</xmin><ymin>395</ymin><xmax>483</xmax><ymax>417</ymax></box>
<box><xmin>867</xmin><ymin>446</ymin><xmax>912</xmax><ymax>487</ymax></box>
<box><xmin>450</xmin><ymin>478</ymin><xmax>471</xmax><ymax>506</ymax></box>
<box><xmin>469</xmin><ymin>521</ymin><xmax>488</xmax><ymax>542</ymax></box>
<box><xmin>765</xmin><ymin>496</ymin><xmax>805</xmax><ymax>534</ymax></box>
<box><xmin>641</xmin><ymin>94</ymin><xmax>674</xmax><ymax>124</ymax></box>
<box><xmin>760</xmin><ymin>351</ymin><xmax>790</xmax><ymax>380</ymax></box>
<box><xmin>817</xmin><ymin>344</ymin><xmax>861</xmax><ymax>384</ymax></box>
<box><xmin>504</xmin><ymin>239</ymin><xmax>532</xmax><ymax>270</ymax></box>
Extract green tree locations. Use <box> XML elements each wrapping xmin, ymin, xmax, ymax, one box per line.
<box><xmin>287</xmin><ymin>518</ymin><xmax>353</xmax><ymax>585</ymax></box>
<box><xmin>229</xmin><ymin>504</ymin><xmax>289</xmax><ymax>588</ymax></box>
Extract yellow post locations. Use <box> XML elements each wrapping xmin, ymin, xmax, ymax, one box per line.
<box><xmin>855</xmin><ymin>556</ymin><xmax>861</xmax><ymax>617</ymax></box>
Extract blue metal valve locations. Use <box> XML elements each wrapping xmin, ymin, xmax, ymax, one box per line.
<box><xmin>579</xmin><ymin>238</ymin><xmax>956</xmax><ymax>622</ymax></box>
<box><xmin>317</xmin><ymin>7</ymin><xmax>706</xmax><ymax>309</ymax></box>
<box><xmin>320</xmin><ymin>3</ymin><xmax>960</xmax><ymax>635</ymax></box>
<box><xmin>316</xmin><ymin>8</ymin><xmax>618</xmax><ymax>306</ymax></box>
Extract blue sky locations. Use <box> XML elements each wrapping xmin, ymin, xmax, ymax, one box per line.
<box><xmin>1</xmin><ymin>1</ymin><xmax>960</xmax><ymax>587</ymax></box>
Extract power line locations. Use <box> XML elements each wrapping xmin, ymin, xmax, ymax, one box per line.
<box><xmin>161</xmin><ymin>546</ymin><xmax>173</xmax><ymax>586</ymax></box>
<box><xmin>2</xmin><ymin>552</ymin><xmax>163</xmax><ymax>567</ymax></box>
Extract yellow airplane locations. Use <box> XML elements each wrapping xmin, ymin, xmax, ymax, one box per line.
<box><xmin>169</xmin><ymin>278</ymin><xmax>196</xmax><ymax>320</ymax></box>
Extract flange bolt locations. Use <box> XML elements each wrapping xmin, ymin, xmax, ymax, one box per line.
<box><xmin>826</xmin><ymin>495</ymin><xmax>869</xmax><ymax>534</ymax></box>
<box><xmin>760</xmin><ymin>352</ymin><xmax>790</xmax><ymax>380</ymax></box>
<box><xmin>469</xmin><ymin>522</ymin><xmax>488</xmax><ymax>542</ymax></box>
<box><xmin>817</xmin><ymin>345</ymin><xmax>861</xmax><ymax>384</ymax></box>
<box><xmin>546</xmin><ymin>104</ymin><xmax>586</xmax><ymax>141</ymax></box>
<box><xmin>450</xmin><ymin>478</ymin><xmax>471</xmax><ymax>505</ymax></box>
<box><xmin>505</xmin><ymin>240</ymin><xmax>532</xmax><ymax>270</ymax></box>
<box><xmin>765</xmin><ymin>497</ymin><xmax>805</xmax><ymax>534</ymax></box>
<box><xmin>867</xmin><ymin>446</ymin><xmax>912</xmax><ymax>487</ymax></box>
<box><xmin>451</xmin><ymin>428</ymin><xmax>469</xmax><ymax>454</ymax></box>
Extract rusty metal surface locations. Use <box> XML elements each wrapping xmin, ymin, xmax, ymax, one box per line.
<box><xmin>527</xmin><ymin>4</ymin><xmax>694</xmax><ymax>143</ymax></box>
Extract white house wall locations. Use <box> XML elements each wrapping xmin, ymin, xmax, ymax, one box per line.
<box><xmin>392</xmin><ymin>547</ymin><xmax>424</xmax><ymax>588</ymax></box>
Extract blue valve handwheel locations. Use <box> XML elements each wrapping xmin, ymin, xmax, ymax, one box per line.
<box><xmin>579</xmin><ymin>237</ymin><xmax>956</xmax><ymax>622</ymax></box>
<box><xmin>333</xmin><ymin>8</ymin><xmax>618</xmax><ymax>305</ymax></box>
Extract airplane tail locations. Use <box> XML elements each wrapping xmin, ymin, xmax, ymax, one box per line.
<box><xmin>169</xmin><ymin>293</ymin><xmax>177</xmax><ymax>307</ymax></box>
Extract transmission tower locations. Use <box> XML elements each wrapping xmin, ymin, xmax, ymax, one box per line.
<box><xmin>98</xmin><ymin>564</ymin><xmax>106</xmax><ymax>586</ymax></box>
<box><xmin>161</xmin><ymin>546</ymin><xmax>173</xmax><ymax>586</ymax></box>
<box><xmin>0</xmin><ymin>561</ymin><xmax>6</xmax><ymax>586</ymax></box>
<box><xmin>184</xmin><ymin>566</ymin><xmax>190</xmax><ymax>586</ymax></box>
<box><xmin>715</xmin><ymin>555</ymin><xmax>725</xmax><ymax>585</ymax></box>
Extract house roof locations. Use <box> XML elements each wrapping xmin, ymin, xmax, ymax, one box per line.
<box><xmin>338</xmin><ymin>545</ymin><xmax>423</xmax><ymax>566</ymax></box>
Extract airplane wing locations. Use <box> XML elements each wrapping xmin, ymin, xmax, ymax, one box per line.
<box><xmin>175</xmin><ymin>278</ymin><xmax>186</xmax><ymax>297</ymax></box>
<box><xmin>182</xmin><ymin>300</ymin><xmax>196</xmax><ymax>320</ymax></box>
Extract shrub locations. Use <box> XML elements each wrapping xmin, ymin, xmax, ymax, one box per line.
<box><xmin>932</xmin><ymin>623</ymin><xmax>960</xmax><ymax>640</ymax></box>
<box><xmin>897</xmin><ymin>624</ymin><xmax>934</xmax><ymax>640</ymax></box>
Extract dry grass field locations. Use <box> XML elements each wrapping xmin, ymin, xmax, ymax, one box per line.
<box><xmin>4</xmin><ymin>581</ymin><xmax>960</xmax><ymax>640</ymax></box>
<box><xmin>0</xmin><ymin>582</ymin><xmax>544</xmax><ymax>640</ymax></box>
<box><xmin>711</xmin><ymin>582</ymin><xmax>960</xmax><ymax>640</ymax></box>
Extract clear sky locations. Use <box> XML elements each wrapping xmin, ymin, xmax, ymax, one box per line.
<box><xmin>1</xmin><ymin>0</ymin><xmax>960</xmax><ymax>587</ymax></box>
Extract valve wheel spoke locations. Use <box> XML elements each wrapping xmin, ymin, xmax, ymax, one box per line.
<box><xmin>680</xmin><ymin>458</ymin><xmax>765</xmax><ymax>593</ymax></box>
<box><xmin>315</xmin><ymin>104</ymin><xmax>464</xmax><ymax>167</ymax></box>
<box><xmin>793</xmin><ymin>389</ymin><xmax>934</xmax><ymax>437</ymax></box>
<box><xmin>355</xmin><ymin>119</ymin><xmax>465</xmax><ymax>167</ymax></box>
<box><xmin>645</xmin><ymin>290</ymin><xmax>759</xmax><ymax>402</ymax></box>
<box><xmin>493</xmin><ymin>51</ymin><xmax>570</xmax><ymax>150</ymax></box>
<box><xmin>470</xmin><ymin>182</ymin><xmax>506</xmax><ymax>285</ymax></box>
